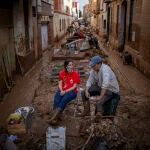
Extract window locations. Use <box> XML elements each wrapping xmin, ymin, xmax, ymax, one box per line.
<box><xmin>103</xmin><ymin>19</ymin><xmax>106</xmax><ymax>29</ymax></box>
<box><xmin>64</xmin><ymin>19</ymin><xmax>66</xmax><ymax>30</ymax></box>
<box><xmin>32</xmin><ymin>6</ymin><xmax>36</xmax><ymax>17</ymax></box>
<box><xmin>63</xmin><ymin>19</ymin><xmax>65</xmax><ymax>30</ymax></box>
<box><xmin>60</xmin><ymin>19</ymin><xmax>61</xmax><ymax>32</ymax></box>
<box><xmin>62</xmin><ymin>19</ymin><xmax>64</xmax><ymax>30</ymax></box>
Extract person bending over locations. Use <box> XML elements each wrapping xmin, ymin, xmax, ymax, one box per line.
<box><xmin>79</xmin><ymin>56</ymin><xmax>120</xmax><ymax>117</ymax></box>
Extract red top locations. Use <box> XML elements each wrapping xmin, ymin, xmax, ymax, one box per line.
<box><xmin>78</xmin><ymin>33</ymin><xmax>84</xmax><ymax>39</ymax></box>
<box><xmin>59</xmin><ymin>70</ymin><xmax>80</xmax><ymax>93</ymax></box>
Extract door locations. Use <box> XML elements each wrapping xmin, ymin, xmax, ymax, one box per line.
<box><xmin>41</xmin><ymin>25</ymin><xmax>48</xmax><ymax>51</ymax></box>
<box><xmin>118</xmin><ymin>0</ymin><xmax>127</xmax><ymax>52</ymax></box>
<box><xmin>107</xmin><ymin>7</ymin><xmax>111</xmax><ymax>39</ymax></box>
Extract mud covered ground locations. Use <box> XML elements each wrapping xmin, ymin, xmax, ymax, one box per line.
<box><xmin>16</xmin><ymin>55</ymin><xmax>150</xmax><ymax>150</ymax></box>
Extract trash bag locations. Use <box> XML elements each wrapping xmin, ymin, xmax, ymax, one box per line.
<box><xmin>92</xmin><ymin>137</ymin><xmax>109</xmax><ymax>150</ymax></box>
<box><xmin>0</xmin><ymin>134</ymin><xmax>17</xmax><ymax>150</ymax></box>
<box><xmin>123</xmin><ymin>51</ymin><xmax>132</xmax><ymax>65</ymax></box>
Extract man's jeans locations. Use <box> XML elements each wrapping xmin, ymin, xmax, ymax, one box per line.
<box><xmin>81</xmin><ymin>85</ymin><xmax>116</xmax><ymax>112</ymax></box>
<box><xmin>53</xmin><ymin>90</ymin><xmax>77</xmax><ymax>112</ymax></box>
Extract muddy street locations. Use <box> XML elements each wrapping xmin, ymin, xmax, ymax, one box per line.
<box><xmin>0</xmin><ymin>44</ymin><xmax>150</xmax><ymax>149</ymax></box>
<box><xmin>1</xmin><ymin>0</ymin><xmax>150</xmax><ymax>149</ymax></box>
<box><xmin>32</xmin><ymin>53</ymin><xmax>150</xmax><ymax>149</ymax></box>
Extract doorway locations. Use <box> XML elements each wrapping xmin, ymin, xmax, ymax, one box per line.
<box><xmin>41</xmin><ymin>25</ymin><xmax>48</xmax><ymax>51</ymax></box>
<box><xmin>107</xmin><ymin>7</ymin><xmax>111</xmax><ymax>40</ymax></box>
<box><xmin>118</xmin><ymin>0</ymin><xmax>127</xmax><ymax>52</ymax></box>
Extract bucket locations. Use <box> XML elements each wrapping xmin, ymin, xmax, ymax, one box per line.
<box><xmin>46</xmin><ymin>126</ymin><xmax>66</xmax><ymax>150</ymax></box>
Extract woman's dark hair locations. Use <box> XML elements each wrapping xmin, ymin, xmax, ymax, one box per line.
<box><xmin>64</xmin><ymin>59</ymin><xmax>72</xmax><ymax>71</ymax></box>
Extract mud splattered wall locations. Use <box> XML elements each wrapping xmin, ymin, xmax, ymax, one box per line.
<box><xmin>13</xmin><ymin>0</ymin><xmax>26</xmax><ymax>56</ymax></box>
<box><xmin>102</xmin><ymin>0</ymin><xmax>150</xmax><ymax>77</ymax></box>
<box><xmin>140</xmin><ymin>0</ymin><xmax>150</xmax><ymax>64</ymax></box>
<box><xmin>0</xmin><ymin>2</ymin><xmax>16</xmax><ymax>72</ymax></box>
<box><xmin>127</xmin><ymin>0</ymin><xmax>143</xmax><ymax>51</ymax></box>
<box><xmin>125</xmin><ymin>0</ymin><xmax>150</xmax><ymax>77</ymax></box>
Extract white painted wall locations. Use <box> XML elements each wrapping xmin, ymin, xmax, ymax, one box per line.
<box><xmin>53</xmin><ymin>13</ymin><xmax>72</xmax><ymax>40</ymax></box>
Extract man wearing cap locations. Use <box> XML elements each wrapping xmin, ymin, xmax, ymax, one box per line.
<box><xmin>79</xmin><ymin>55</ymin><xmax>120</xmax><ymax>117</ymax></box>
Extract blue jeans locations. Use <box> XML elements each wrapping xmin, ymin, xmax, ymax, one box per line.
<box><xmin>53</xmin><ymin>90</ymin><xmax>77</xmax><ymax>112</ymax></box>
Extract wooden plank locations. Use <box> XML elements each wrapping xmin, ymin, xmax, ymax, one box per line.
<box><xmin>7</xmin><ymin>123</ymin><xmax>26</xmax><ymax>134</ymax></box>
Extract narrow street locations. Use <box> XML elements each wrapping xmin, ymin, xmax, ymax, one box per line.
<box><xmin>0</xmin><ymin>0</ymin><xmax>150</xmax><ymax>149</ymax></box>
<box><xmin>0</xmin><ymin>38</ymin><xmax>150</xmax><ymax>149</ymax></box>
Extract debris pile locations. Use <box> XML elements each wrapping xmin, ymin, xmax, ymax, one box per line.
<box><xmin>87</xmin><ymin>119</ymin><xmax>132</xmax><ymax>149</ymax></box>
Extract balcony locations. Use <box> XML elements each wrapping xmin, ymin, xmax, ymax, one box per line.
<box><xmin>93</xmin><ymin>6</ymin><xmax>100</xmax><ymax>14</ymax></box>
<box><xmin>104</xmin><ymin>0</ymin><xmax>113</xmax><ymax>3</ymax></box>
<box><xmin>96</xmin><ymin>6</ymin><xmax>100</xmax><ymax>11</ymax></box>
<box><xmin>42</xmin><ymin>0</ymin><xmax>53</xmax><ymax>5</ymax></box>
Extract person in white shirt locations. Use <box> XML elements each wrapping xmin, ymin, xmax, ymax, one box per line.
<box><xmin>79</xmin><ymin>55</ymin><xmax>120</xmax><ymax>117</ymax></box>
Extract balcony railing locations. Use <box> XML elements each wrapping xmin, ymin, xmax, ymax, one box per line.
<box><xmin>42</xmin><ymin>0</ymin><xmax>53</xmax><ymax>5</ymax></box>
<box><xmin>95</xmin><ymin>5</ymin><xmax>100</xmax><ymax>11</ymax></box>
<box><xmin>104</xmin><ymin>0</ymin><xmax>113</xmax><ymax>3</ymax></box>
<box><xmin>93</xmin><ymin>10</ymin><xmax>100</xmax><ymax>15</ymax></box>
<box><xmin>93</xmin><ymin>6</ymin><xmax>100</xmax><ymax>14</ymax></box>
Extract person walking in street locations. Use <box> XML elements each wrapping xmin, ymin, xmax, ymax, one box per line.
<box><xmin>49</xmin><ymin>60</ymin><xmax>80</xmax><ymax>125</ymax></box>
<box><xmin>79</xmin><ymin>55</ymin><xmax>120</xmax><ymax>117</ymax></box>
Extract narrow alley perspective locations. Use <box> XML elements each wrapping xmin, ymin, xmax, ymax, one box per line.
<box><xmin>0</xmin><ymin>0</ymin><xmax>150</xmax><ymax>150</ymax></box>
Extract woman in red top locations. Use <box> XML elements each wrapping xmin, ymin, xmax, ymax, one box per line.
<box><xmin>49</xmin><ymin>60</ymin><xmax>80</xmax><ymax>125</ymax></box>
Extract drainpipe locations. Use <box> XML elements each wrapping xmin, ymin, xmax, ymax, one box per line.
<box><xmin>36</xmin><ymin>0</ymin><xmax>42</xmax><ymax>14</ymax></box>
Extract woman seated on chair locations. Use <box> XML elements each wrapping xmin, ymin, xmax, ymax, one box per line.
<box><xmin>49</xmin><ymin>59</ymin><xmax>80</xmax><ymax>125</ymax></box>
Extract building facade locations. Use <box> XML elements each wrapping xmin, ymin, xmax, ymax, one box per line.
<box><xmin>72</xmin><ymin>1</ymin><xmax>79</xmax><ymax>19</ymax></box>
<box><xmin>0</xmin><ymin>0</ymin><xmax>54</xmax><ymax>97</ymax></box>
<box><xmin>106</xmin><ymin>0</ymin><xmax>150</xmax><ymax>78</ymax></box>
<box><xmin>53</xmin><ymin>0</ymin><xmax>73</xmax><ymax>41</ymax></box>
<box><xmin>0</xmin><ymin>0</ymin><xmax>37</xmax><ymax>96</ymax></box>
<box><xmin>83</xmin><ymin>4</ymin><xmax>89</xmax><ymax>20</ymax></box>
<box><xmin>40</xmin><ymin>0</ymin><xmax>54</xmax><ymax>51</ymax></box>
<box><xmin>89</xmin><ymin>0</ymin><xmax>150</xmax><ymax>78</ymax></box>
